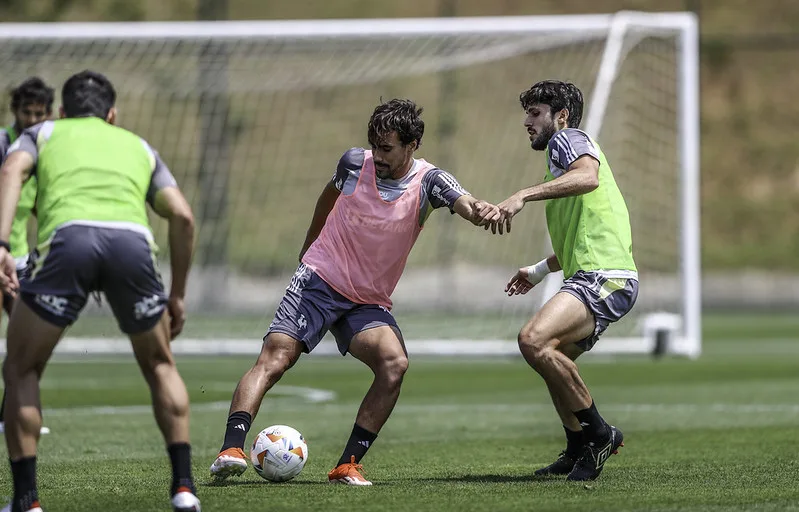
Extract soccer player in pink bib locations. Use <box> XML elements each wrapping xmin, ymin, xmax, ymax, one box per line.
<box><xmin>211</xmin><ymin>99</ymin><xmax>500</xmax><ymax>485</ymax></box>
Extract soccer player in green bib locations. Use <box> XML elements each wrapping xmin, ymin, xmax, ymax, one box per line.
<box><xmin>0</xmin><ymin>71</ymin><xmax>200</xmax><ymax>512</ymax></box>
<box><xmin>0</xmin><ymin>77</ymin><xmax>55</xmax><ymax>437</ymax></box>
<box><xmin>479</xmin><ymin>80</ymin><xmax>638</xmax><ymax>482</ymax></box>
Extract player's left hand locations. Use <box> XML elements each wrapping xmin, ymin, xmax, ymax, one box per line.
<box><xmin>505</xmin><ymin>267</ymin><xmax>535</xmax><ymax>296</ymax></box>
<box><xmin>0</xmin><ymin>247</ymin><xmax>19</xmax><ymax>298</ymax></box>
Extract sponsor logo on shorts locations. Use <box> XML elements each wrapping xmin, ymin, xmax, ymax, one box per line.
<box><xmin>134</xmin><ymin>294</ymin><xmax>164</xmax><ymax>320</ymax></box>
<box><xmin>297</xmin><ymin>313</ymin><xmax>307</xmax><ymax>331</ymax></box>
<box><xmin>35</xmin><ymin>294</ymin><xmax>68</xmax><ymax>316</ymax></box>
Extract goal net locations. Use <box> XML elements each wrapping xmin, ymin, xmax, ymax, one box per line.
<box><xmin>0</xmin><ymin>12</ymin><xmax>700</xmax><ymax>357</ymax></box>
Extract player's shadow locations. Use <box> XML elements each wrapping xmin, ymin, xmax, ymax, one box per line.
<box><xmin>429</xmin><ymin>474</ymin><xmax>539</xmax><ymax>484</ymax></box>
<box><xmin>203</xmin><ymin>479</ymin><xmax>329</xmax><ymax>488</ymax></box>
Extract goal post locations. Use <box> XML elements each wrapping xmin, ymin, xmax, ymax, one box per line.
<box><xmin>0</xmin><ymin>12</ymin><xmax>700</xmax><ymax>358</ymax></box>
<box><xmin>537</xmin><ymin>11</ymin><xmax>701</xmax><ymax>358</ymax></box>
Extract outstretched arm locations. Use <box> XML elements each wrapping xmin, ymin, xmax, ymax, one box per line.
<box><xmin>515</xmin><ymin>155</ymin><xmax>599</xmax><ymax>203</ymax></box>
<box><xmin>453</xmin><ymin>194</ymin><xmax>498</xmax><ymax>229</ymax></box>
<box><xmin>299</xmin><ymin>181</ymin><xmax>340</xmax><ymax>261</ymax></box>
<box><xmin>480</xmin><ymin>129</ymin><xmax>602</xmax><ymax>233</ymax></box>
<box><xmin>421</xmin><ymin>168</ymin><xmax>502</xmax><ymax>234</ymax></box>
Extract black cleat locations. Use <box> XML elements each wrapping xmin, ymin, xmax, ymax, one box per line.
<box><xmin>534</xmin><ymin>450</ymin><xmax>580</xmax><ymax>476</ymax></box>
<box><xmin>566</xmin><ymin>425</ymin><xmax>624</xmax><ymax>482</ymax></box>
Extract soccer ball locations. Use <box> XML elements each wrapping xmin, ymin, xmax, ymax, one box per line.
<box><xmin>250</xmin><ymin>425</ymin><xmax>308</xmax><ymax>482</ymax></box>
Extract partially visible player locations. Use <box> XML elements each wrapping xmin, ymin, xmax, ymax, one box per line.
<box><xmin>0</xmin><ymin>70</ymin><xmax>200</xmax><ymax>512</ymax></box>
<box><xmin>0</xmin><ymin>77</ymin><xmax>55</xmax><ymax>437</ymax></box>
<box><xmin>478</xmin><ymin>80</ymin><xmax>637</xmax><ymax>481</ymax></box>
<box><xmin>210</xmin><ymin>99</ymin><xmax>501</xmax><ymax>485</ymax></box>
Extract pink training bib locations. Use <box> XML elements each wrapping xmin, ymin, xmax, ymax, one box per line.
<box><xmin>302</xmin><ymin>150</ymin><xmax>435</xmax><ymax>309</ymax></box>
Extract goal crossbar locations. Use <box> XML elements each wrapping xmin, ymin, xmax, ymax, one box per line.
<box><xmin>0</xmin><ymin>12</ymin><xmax>695</xmax><ymax>39</ymax></box>
<box><xmin>0</xmin><ymin>11</ymin><xmax>701</xmax><ymax>359</ymax></box>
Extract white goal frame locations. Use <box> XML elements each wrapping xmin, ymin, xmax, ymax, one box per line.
<box><xmin>0</xmin><ymin>11</ymin><xmax>700</xmax><ymax>358</ymax></box>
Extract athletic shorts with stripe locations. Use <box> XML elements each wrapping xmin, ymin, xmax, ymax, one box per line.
<box><xmin>21</xmin><ymin>224</ymin><xmax>167</xmax><ymax>334</ymax></box>
<box><xmin>267</xmin><ymin>263</ymin><xmax>400</xmax><ymax>355</ymax></box>
<box><xmin>559</xmin><ymin>270</ymin><xmax>639</xmax><ymax>351</ymax></box>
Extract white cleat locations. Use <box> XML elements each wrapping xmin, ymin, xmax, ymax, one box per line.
<box><xmin>171</xmin><ymin>491</ymin><xmax>201</xmax><ymax>512</ymax></box>
<box><xmin>209</xmin><ymin>447</ymin><xmax>248</xmax><ymax>480</ymax></box>
<box><xmin>0</xmin><ymin>422</ymin><xmax>50</xmax><ymax>435</ymax></box>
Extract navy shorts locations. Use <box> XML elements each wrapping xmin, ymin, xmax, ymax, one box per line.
<box><xmin>267</xmin><ymin>263</ymin><xmax>400</xmax><ymax>355</ymax></box>
<box><xmin>560</xmin><ymin>270</ymin><xmax>639</xmax><ymax>351</ymax></box>
<box><xmin>21</xmin><ymin>224</ymin><xmax>167</xmax><ymax>334</ymax></box>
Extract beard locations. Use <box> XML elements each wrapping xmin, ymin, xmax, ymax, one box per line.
<box><xmin>374</xmin><ymin>164</ymin><xmax>391</xmax><ymax>179</ymax></box>
<box><xmin>530</xmin><ymin>123</ymin><xmax>557</xmax><ymax>151</ymax></box>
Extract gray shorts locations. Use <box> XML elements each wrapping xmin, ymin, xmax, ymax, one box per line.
<box><xmin>21</xmin><ymin>224</ymin><xmax>167</xmax><ymax>334</ymax></box>
<box><xmin>560</xmin><ymin>270</ymin><xmax>639</xmax><ymax>351</ymax></box>
<box><xmin>267</xmin><ymin>263</ymin><xmax>400</xmax><ymax>355</ymax></box>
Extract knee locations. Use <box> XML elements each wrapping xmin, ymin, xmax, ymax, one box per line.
<box><xmin>255</xmin><ymin>342</ymin><xmax>299</xmax><ymax>380</ymax></box>
<box><xmin>376</xmin><ymin>354</ymin><xmax>409</xmax><ymax>388</ymax></box>
<box><xmin>518</xmin><ymin>328</ymin><xmax>554</xmax><ymax>368</ymax></box>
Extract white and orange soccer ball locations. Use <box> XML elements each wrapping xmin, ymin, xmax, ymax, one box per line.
<box><xmin>250</xmin><ymin>425</ymin><xmax>308</xmax><ymax>482</ymax></box>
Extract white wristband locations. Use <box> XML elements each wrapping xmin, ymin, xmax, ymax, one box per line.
<box><xmin>523</xmin><ymin>258</ymin><xmax>551</xmax><ymax>286</ymax></box>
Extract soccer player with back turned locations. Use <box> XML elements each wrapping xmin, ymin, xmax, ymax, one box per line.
<box><xmin>479</xmin><ymin>80</ymin><xmax>638</xmax><ymax>481</ymax></box>
<box><xmin>0</xmin><ymin>77</ymin><xmax>55</xmax><ymax>436</ymax></box>
<box><xmin>0</xmin><ymin>71</ymin><xmax>200</xmax><ymax>512</ymax></box>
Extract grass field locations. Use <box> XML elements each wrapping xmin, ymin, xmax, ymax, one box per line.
<box><xmin>2</xmin><ymin>313</ymin><xmax>799</xmax><ymax>511</ymax></box>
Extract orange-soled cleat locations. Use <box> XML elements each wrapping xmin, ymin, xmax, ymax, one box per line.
<box><xmin>209</xmin><ymin>447</ymin><xmax>248</xmax><ymax>480</ymax></box>
<box><xmin>327</xmin><ymin>455</ymin><xmax>372</xmax><ymax>486</ymax></box>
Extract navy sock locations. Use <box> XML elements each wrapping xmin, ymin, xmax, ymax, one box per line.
<box><xmin>337</xmin><ymin>423</ymin><xmax>378</xmax><ymax>466</ymax></box>
<box><xmin>564</xmin><ymin>425</ymin><xmax>584</xmax><ymax>457</ymax></box>
<box><xmin>573</xmin><ymin>401</ymin><xmax>609</xmax><ymax>442</ymax></box>
<box><xmin>167</xmin><ymin>443</ymin><xmax>195</xmax><ymax>497</ymax></box>
<box><xmin>10</xmin><ymin>456</ymin><xmax>39</xmax><ymax>512</ymax></box>
<box><xmin>221</xmin><ymin>410</ymin><xmax>252</xmax><ymax>452</ymax></box>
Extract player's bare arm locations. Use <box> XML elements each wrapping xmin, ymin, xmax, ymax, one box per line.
<box><xmin>452</xmin><ymin>194</ymin><xmax>500</xmax><ymax>231</ymax></box>
<box><xmin>0</xmin><ymin>151</ymin><xmax>34</xmax><ymax>293</ymax></box>
<box><xmin>505</xmin><ymin>254</ymin><xmax>561</xmax><ymax>296</ymax></box>
<box><xmin>479</xmin><ymin>155</ymin><xmax>599</xmax><ymax>234</ymax></box>
<box><xmin>299</xmin><ymin>181</ymin><xmax>341</xmax><ymax>261</ymax></box>
<box><xmin>511</xmin><ymin>154</ymin><xmax>599</xmax><ymax>203</ymax></box>
<box><xmin>152</xmin><ymin>186</ymin><xmax>195</xmax><ymax>338</ymax></box>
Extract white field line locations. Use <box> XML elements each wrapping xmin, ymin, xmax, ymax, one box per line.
<box><xmin>0</xmin><ymin>337</ymin><xmax>662</xmax><ymax>356</ymax></box>
<box><xmin>42</xmin><ymin>385</ymin><xmax>336</xmax><ymax>417</ymax></box>
<box><xmin>41</xmin><ymin>401</ymin><xmax>799</xmax><ymax>417</ymax></box>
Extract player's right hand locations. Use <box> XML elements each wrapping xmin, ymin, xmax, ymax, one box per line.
<box><xmin>474</xmin><ymin>201</ymin><xmax>505</xmax><ymax>234</ymax></box>
<box><xmin>505</xmin><ymin>267</ymin><xmax>536</xmax><ymax>296</ymax></box>
<box><xmin>0</xmin><ymin>247</ymin><xmax>19</xmax><ymax>298</ymax></box>
<box><xmin>168</xmin><ymin>296</ymin><xmax>186</xmax><ymax>338</ymax></box>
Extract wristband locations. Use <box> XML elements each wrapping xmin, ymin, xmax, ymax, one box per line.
<box><xmin>523</xmin><ymin>258</ymin><xmax>551</xmax><ymax>286</ymax></box>
<box><xmin>0</xmin><ymin>240</ymin><xmax>10</xmax><ymax>252</ymax></box>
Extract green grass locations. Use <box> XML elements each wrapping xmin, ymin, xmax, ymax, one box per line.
<box><xmin>3</xmin><ymin>313</ymin><xmax>799</xmax><ymax>511</ymax></box>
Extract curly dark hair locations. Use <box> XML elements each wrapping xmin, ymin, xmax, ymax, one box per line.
<box><xmin>10</xmin><ymin>76</ymin><xmax>55</xmax><ymax>112</ymax></box>
<box><xmin>62</xmin><ymin>70</ymin><xmax>117</xmax><ymax>119</ymax></box>
<box><xmin>519</xmin><ymin>80</ymin><xmax>584</xmax><ymax>129</ymax></box>
<box><xmin>367</xmin><ymin>99</ymin><xmax>425</xmax><ymax>148</ymax></box>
